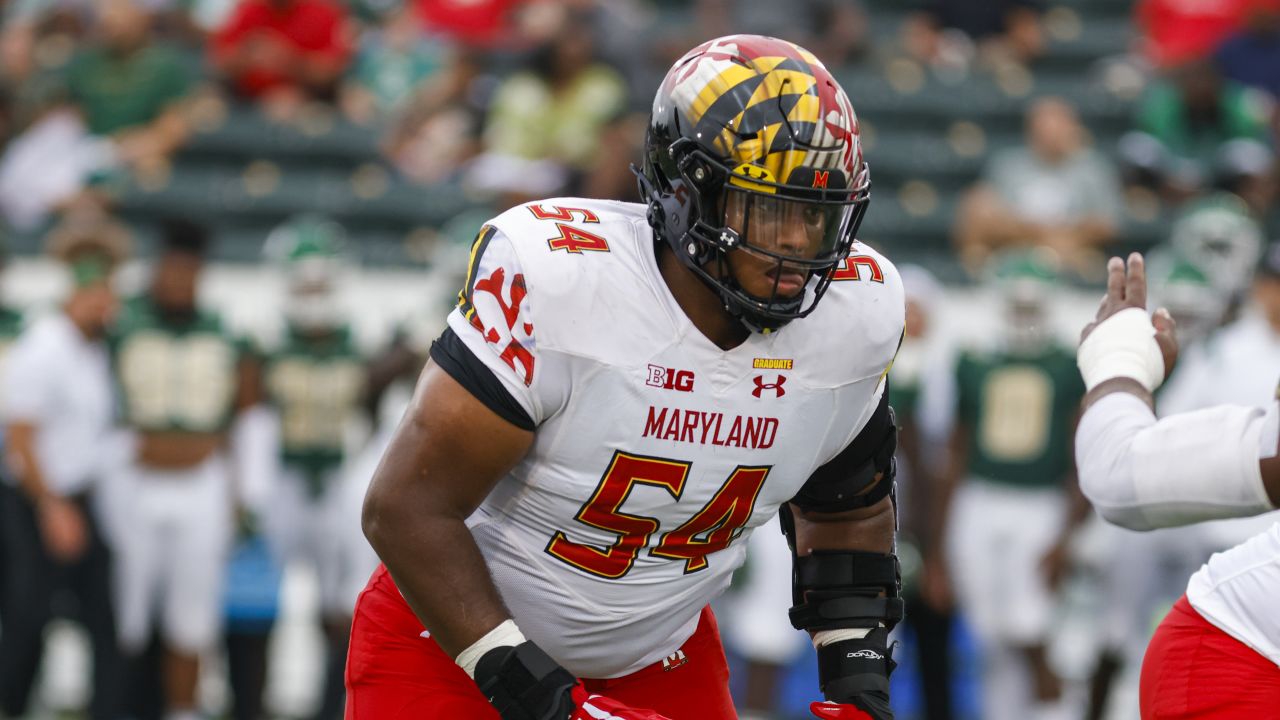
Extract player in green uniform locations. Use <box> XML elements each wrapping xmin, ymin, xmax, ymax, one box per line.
<box><xmin>106</xmin><ymin>220</ymin><xmax>257</xmax><ymax>720</ymax></box>
<box><xmin>261</xmin><ymin>217</ymin><xmax>373</xmax><ymax>720</ymax></box>
<box><xmin>928</xmin><ymin>250</ymin><xmax>1089</xmax><ymax>720</ymax></box>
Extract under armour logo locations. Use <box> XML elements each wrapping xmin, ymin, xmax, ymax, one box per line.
<box><xmin>752</xmin><ymin>374</ymin><xmax>786</xmax><ymax>398</ymax></box>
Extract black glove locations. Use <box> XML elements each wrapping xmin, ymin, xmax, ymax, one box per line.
<box><xmin>846</xmin><ymin>691</ymin><xmax>894</xmax><ymax>720</ymax></box>
<box><xmin>817</xmin><ymin>630</ymin><xmax>897</xmax><ymax>720</ymax></box>
<box><xmin>473</xmin><ymin>641</ymin><xmax>577</xmax><ymax>720</ymax></box>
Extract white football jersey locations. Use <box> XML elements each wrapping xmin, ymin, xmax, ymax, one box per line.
<box><xmin>1187</xmin><ymin>398</ymin><xmax>1280</xmax><ymax>668</ymax></box>
<box><xmin>445</xmin><ymin>198</ymin><xmax>903</xmax><ymax>678</ymax></box>
<box><xmin>1187</xmin><ymin>522</ymin><xmax>1280</xmax><ymax>667</ymax></box>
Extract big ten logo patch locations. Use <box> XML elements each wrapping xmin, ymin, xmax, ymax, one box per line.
<box><xmin>646</xmin><ymin>364</ymin><xmax>695</xmax><ymax>393</ymax></box>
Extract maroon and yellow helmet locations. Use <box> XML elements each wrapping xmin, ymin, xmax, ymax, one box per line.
<box><xmin>638</xmin><ymin>34</ymin><xmax>870</xmax><ymax>332</ymax></box>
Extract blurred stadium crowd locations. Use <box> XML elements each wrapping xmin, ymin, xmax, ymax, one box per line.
<box><xmin>0</xmin><ymin>0</ymin><xmax>1277</xmax><ymax>719</ymax></box>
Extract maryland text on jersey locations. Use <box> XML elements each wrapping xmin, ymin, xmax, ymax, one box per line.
<box><xmin>642</xmin><ymin>405</ymin><xmax>780</xmax><ymax>449</ymax></box>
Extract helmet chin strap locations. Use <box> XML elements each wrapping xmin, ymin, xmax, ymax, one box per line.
<box><xmin>722</xmin><ymin>286</ymin><xmax>804</xmax><ymax>334</ymax></box>
<box><xmin>705</xmin><ymin>247</ymin><xmax>801</xmax><ymax>334</ymax></box>
<box><xmin>656</xmin><ymin>225</ymin><xmax>790</xmax><ymax>334</ymax></box>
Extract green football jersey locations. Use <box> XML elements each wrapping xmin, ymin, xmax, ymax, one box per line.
<box><xmin>0</xmin><ymin>306</ymin><xmax>23</xmax><ymax>359</ymax></box>
<box><xmin>265</xmin><ymin>325</ymin><xmax>365</xmax><ymax>486</ymax></box>
<box><xmin>0</xmin><ymin>306</ymin><xmax>24</xmax><ymax>435</ymax></box>
<box><xmin>888</xmin><ymin>374</ymin><xmax>920</xmax><ymax>426</ymax></box>
<box><xmin>111</xmin><ymin>297</ymin><xmax>242</xmax><ymax>434</ymax></box>
<box><xmin>955</xmin><ymin>345</ymin><xmax>1084</xmax><ymax>488</ymax></box>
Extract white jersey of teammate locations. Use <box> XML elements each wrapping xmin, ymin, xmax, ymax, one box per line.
<box><xmin>1081</xmin><ymin>392</ymin><xmax>1280</xmax><ymax>668</ymax></box>
<box><xmin>445</xmin><ymin>197</ymin><xmax>903</xmax><ymax>678</ymax></box>
<box><xmin>1188</xmin><ymin>519</ymin><xmax>1280</xmax><ymax>667</ymax></box>
<box><xmin>1184</xmin><ymin>398</ymin><xmax>1280</xmax><ymax>668</ymax></box>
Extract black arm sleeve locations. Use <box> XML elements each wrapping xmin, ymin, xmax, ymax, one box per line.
<box><xmin>428</xmin><ymin>327</ymin><xmax>536</xmax><ymax>431</ymax></box>
<box><xmin>790</xmin><ymin>387</ymin><xmax>896</xmax><ymax>513</ymax></box>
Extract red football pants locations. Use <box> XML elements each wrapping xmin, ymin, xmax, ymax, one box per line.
<box><xmin>1140</xmin><ymin>595</ymin><xmax>1280</xmax><ymax>719</ymax></box>
<box><xmin>345</xmin><ymin>564</ymin><xmax>738</xmax><ymax>720</ymax></box>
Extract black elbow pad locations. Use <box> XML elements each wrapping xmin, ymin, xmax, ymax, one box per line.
<box><xmin>791</xmin><ymin>393</ymin><xmax>897</xmax><ymax>513</ymax></box>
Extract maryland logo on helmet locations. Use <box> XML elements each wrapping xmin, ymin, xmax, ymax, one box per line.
<box><xmin>658</xmin><ymin>35</ymin><xmax>863</xmax><ymax>196</ymax></box>
<box><xmin>639</xmin><ymin>34</ymin><xmax>871</xmax><ymax>333</ymax></box>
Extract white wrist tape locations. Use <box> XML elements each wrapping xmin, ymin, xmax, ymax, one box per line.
<box><xmin>456</xmin><ymin>619</ymin><xmax>527</xmax><ymax>679</ymax></box>
<box><xmin>1077</xmin><ymin>307</ymin><xmax>1166</xmax><ymax>392</ymax></box>
<box><xmin>812</xmin><ymin>627</ymin><xmax>873</xmax><ymax>649</ymax></box>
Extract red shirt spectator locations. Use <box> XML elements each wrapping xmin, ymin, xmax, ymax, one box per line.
<box><xmin>1136</xmin><ymin>0</ymin><xmax>1254</xmax><ymax>68</ymax></box>
<box><xmin>211</xmin><ymin>0</ymin><xmax>353</xmax><ymax>100</ymax></box>
<box><xmin>413</xmin><ymin>0</ymin><xmax>522</xmax><ymax>47</ymax></box>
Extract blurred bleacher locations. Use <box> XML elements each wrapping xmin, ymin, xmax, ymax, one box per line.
<box><xmin>843</xmin><ymin>0</ymin><xmax>1163</xmax><ymax>281</ymax></box>
<box><xmin>3</xmin><ymin>0</ymin><xmax>1175</xmax><ymax>281</ymax></box>
<box><xmin>112</xmin><ymin>96</ymin><xmax>487</xmax><ymax>266</ymax></box>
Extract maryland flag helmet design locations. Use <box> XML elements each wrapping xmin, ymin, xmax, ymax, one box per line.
<box><xmin>637</xmin><ymin>34</ymin><xmax>870</xmax><ymax>332</ymax></box>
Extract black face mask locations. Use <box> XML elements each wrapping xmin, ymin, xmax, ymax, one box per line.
<box><xmin>680</xmin><ymin>161</ymin><xmax>870</xmax><ymax>333</ymax></box>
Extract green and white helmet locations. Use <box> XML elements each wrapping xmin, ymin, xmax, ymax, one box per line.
<box><xmin>1148</xmin><ymin>246</ymin><xmax>1227</xmax><ymax>345</ymax></box>
<box><xmin>264</xmin><ymin>215</ymin><xmax>350</xmax><ymax>332</ymax></box>
<box><xmin>987</xmin><ymin>248</ymin><xmax>1061</xmax><ymax>355</ymax></box>
<box><xmin>1169</xmin><ymin>193</ymin><xmax>1263</xmax><ymax>302</ymax></box>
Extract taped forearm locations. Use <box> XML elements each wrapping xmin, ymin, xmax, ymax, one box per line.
<box><xmin>1076</xmin><ymin>393</ymin><xmax>1276</xmax><ymax>530</ymax></box>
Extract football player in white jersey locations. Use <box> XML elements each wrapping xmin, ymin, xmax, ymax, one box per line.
<box><xmin>347</xmin><ymin>35</ymin><xmax>905</xmax><ymax>720</ymax></box>
<box><xmin>1074</xmin><ymin>253</ymin><xmax>1280</xmax><ymax>718</ymax></box>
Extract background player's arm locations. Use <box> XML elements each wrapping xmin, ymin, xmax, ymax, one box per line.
<box><xmin>234</xmin><ymin>346</ymin><xmax>265</xmax><ymax>411</ymax></box>
<box><xmin>3</xmin><ymin>337</ymin><xmax>89</xmax><ymax>562</ymax></box>
<box><xmin>6</xmin><ymin>422</ymin><xmax>53</xmax><ymax>505</ymax></box>
<box><xmin>1042</xmin><ymin>413</ymin><xmax>1091</xmax><ymax>591</ymax></box>
<box><xmin>361</xmin><ymin>359</ymin><xmax>531</xmax><ymax>657</ymax></box>
<box><xmin>5</xmin><ymin>422</ymin><xmax>89</xmax><ymax>561</ymax></box>
<box><xmin>1075</xmin><ymin>254</ymin><xmax>1280</xmax><ymax>530</ymax></box>
<box><xmin>921</xmin><ymin>418</ymin><xmax>968</xmax><ymax>610</ymax></box>
<box><xmin>361</xmin><ymin>331</ymin><xmax>422</xmax><ymax>420</ymax></box>
<box><xmin>228</xmin><ymin>347</ymin><xmax>277</xmax><ymax>522</ymax></box>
